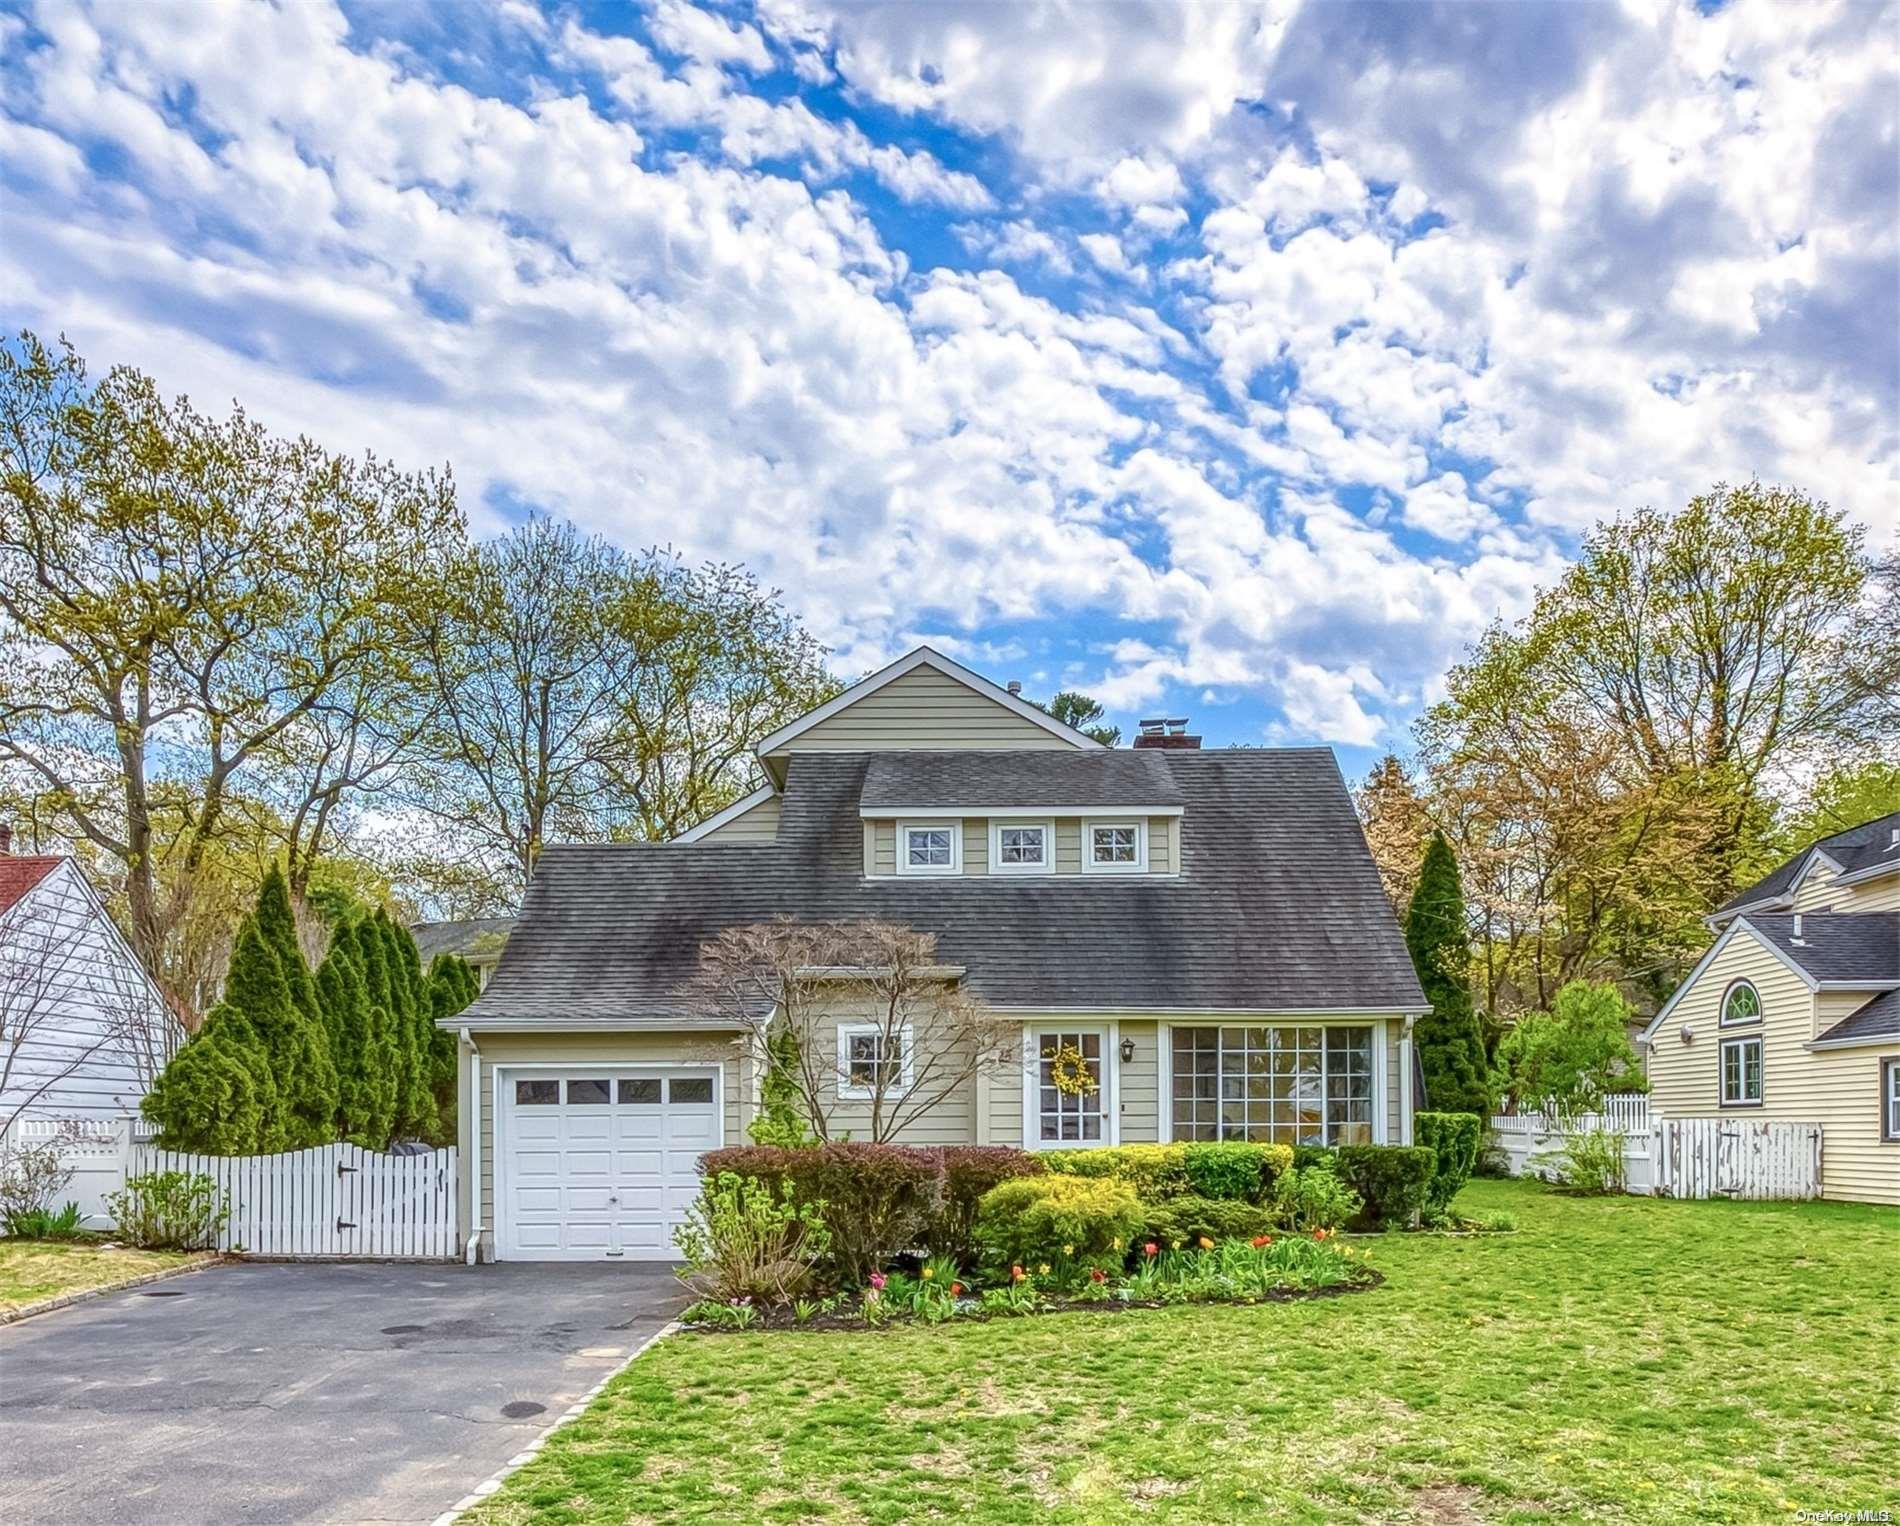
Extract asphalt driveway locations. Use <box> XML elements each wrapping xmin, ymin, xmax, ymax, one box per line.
<box><xmin>0</xmin><ymin>1259</ymin><xmax>688</xmax><ymax>1524</ymax></box>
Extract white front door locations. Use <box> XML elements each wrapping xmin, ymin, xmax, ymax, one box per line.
<box><xmin>1025</xmin><ymin>1026</ymin><xmax>1116</xmax><ymax>1147</ymax></box>
<box><xmin>499</xmin><ymin>1069</ymin><xmax>720</xmax><ymax>1261</ymax></box>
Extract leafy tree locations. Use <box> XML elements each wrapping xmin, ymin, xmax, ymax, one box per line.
<box><xmin>1774</xmin><ymin>760</ymin><xmax>1900</xmax><ymax>854</ymax></box>
<box><xmin>1495</xmin><ymin>981</ymin><xmax>1647</xmax><ymax>1124</ymax></box>
<box><xmin>1355</xmin><ymin>754</ymin><xmax>1433</xmax><ymax>913</ymax></box>
<box><xmin>1032</xmin><ymin>690</ymin><xmax>1121</xmax><ymax>746</ymax></box>
<box><xmin>0</xmin><ymin>332</ymin><xmax>462</xmax><ymax>980</ymax></box>
<box><xmin>1404</xmin><ymin>833</ymin><xmax>1492</xmax><ymax>1116</ymax></box>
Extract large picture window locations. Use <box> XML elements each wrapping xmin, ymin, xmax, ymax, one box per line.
<box><xmin>1720</xmin><ymin>1034</ymin><xmax>1763</xmax><ymax>1107</ymax></box>
<box><xmin>1881</xmin><ymin>1058</ymin><xmax>1899</xmax><ymax>1143</ymax></box>
<box><xmin>1170</xmin><ymin>1026</ymin><xmax>1373</xmax><ymax>1145</ymax></box>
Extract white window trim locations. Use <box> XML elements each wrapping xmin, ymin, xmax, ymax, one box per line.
<box><xmin>1719</xmin><ymin>979</ymin><xmax>1762</xmax><ymax>1027</ymax></box>
<box><xmin>1082</xmin><ymin>818</ymin><xmax>1147</xmax><ymax>874</ymax></box>
<box><xmin>1157</xmin><ymin>1019</ymin><xmax>1388</xmax><ymax>1146</ymax></box>
<box><xmin>1883</xmin><ymin>1058</ymin><xmax>1900</xmax><ymax>1143</ymax></box>
<box><xmin>896</xmin><ymin>819</ymin><xmax>963</xmax><ymax>876</ymax></box>
<box><xmin>1719</xmin><ymin>1033</ymin><xmax>1764</xmax><ymax>1108</ymax></box>
<box><xmin>837</xmin><ymin>1023</ymin><xmax>915</xmax><ymax>1100</ymax></box>
<box><xmin>989</xmin><ymin>819</ymin><xmax>1055</xmax><ymax>876</ymax></box>
<box><xmin>1022</xmin><ymin>1020</ymin><xmax>1120</xmax><ymax>1149</ymax></box>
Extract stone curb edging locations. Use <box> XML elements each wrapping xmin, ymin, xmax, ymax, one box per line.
<box><xmin>429</xmin><ymin>1319</ymin><xmax>682</xmax><ymax>1526</ymax></box>
<box><xmin>0</xmin><ymin>1254</ymin><xmax>222</xmax><ymax>1326</ymax></box>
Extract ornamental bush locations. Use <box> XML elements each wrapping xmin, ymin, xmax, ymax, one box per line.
<box><xmin>107</xmin><ymin>1170</ymin><xmax>229</xmax><ymax>1251</ymax></box>
<box><xmin>1181</xmin><ymin>1141</ymin><xmax>1292</xmax><ymax>1202</ymax></box>
<box><xmin>973</xmin><ymin>1174</ymin><xmax>1143</xmax><ymax>1271</ymax></box>
<box><xmin>928</xmin><ymin>1146</ymin><xmax>1043</xmax><ymax>1262</ymax></box>
<box><xmin>1040</xmin><ymin>1143</ymin><xmax>1190</xmax><ymax>1198</ymax></box>
<box><xmin>700</xmin><ymin>1143</ymin><xmax>941</xmax><ymax>1284</ymax></box>
<box><xmin>1268</xmin><ymin>1165</ymin><xmax>1361</xmax><ymax>1233</ymax></box>
<box><xmin>673</xmin><ymin>1171</ymin><xmax>831</xmax><ymax>1303</ymax></box>
<box><xmin>1334</xmin><ymin>1144</ymin><xmax>1435</xmax><ymax>1229</ymax></box>
<box><xmin>1136</xmin><ymin>1194</ymin><xmax>1277</xmax><ymax>1250</ymax></box>
<box><xmin>1414</xmin><ymin>1111</ymin><xmax>1483</xmax><ymax>1214</ymax></box>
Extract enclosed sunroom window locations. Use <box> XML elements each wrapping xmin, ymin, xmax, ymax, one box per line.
<box><xmin>1170</xmin><ymin>1025</ymin><xmax>1373</xmax><ymax>1145</ymax></box>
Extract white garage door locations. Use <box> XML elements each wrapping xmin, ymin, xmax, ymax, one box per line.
<box><xmin>498</xmin><ymin>1069</ymin><xmax>721</xmax><ymax>1261</ymax></box>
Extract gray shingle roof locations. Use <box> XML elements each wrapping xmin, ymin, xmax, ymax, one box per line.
<box><xmin>459</xmin><ymin>747</ymin><xmax>1425</xmax><ymax>1025</ymax></box>
<box><xmin>1717</xmin><ymin>810</ymin><xmax>1900</xmax><ymax>915</ymax></box>
<box><xmin>1815</xmin><ymin>987</ymin><xmax>1900</xmax><ymax>1045</ymax></box>
<box><xmin>1743</xmin><ymin>913</ymin><xmax>1899</xmax><ymax>984</ymax></box>
<box><xmin>858</xmin><ymin>749</ymin><xmax>1184</xmax><ymax>812</ymax></box>
<box><xmin>411</xmin><ymin>917</ymin><xmax>515</xmax><ymax>966</ymax></box>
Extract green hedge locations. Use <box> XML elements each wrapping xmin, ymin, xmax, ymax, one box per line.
<box><xmin>1042</xmin><ymin>1141</ymin><xmax>1291</xmax><ymax>1202</ymax></box>
<box><xmin>974</xmin><ymin>1174</ymin><xmax>1144</xmax><ymax>1270</ymax></box>
<box><xmin>1334</xmin><ymin>1144</ymin><xmax>1435</xmax><ymax>1229</ymax></box>
<box><xmin>1415</xmin><ymin>1112</ymin><xmax>1483</xmax><ymax>1214</ymax></box>
<box><xmin>1137</xmin><ymin>1195</ymin><xmax>1277</xmax><ymax>1249</ymax></box>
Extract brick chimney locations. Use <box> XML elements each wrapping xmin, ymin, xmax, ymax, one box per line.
<box><xmin>0</xmin><ymin>823</ymin><xmax>11</xmax><ymax>856</ymax></box>
<box><xmin>1133</xmin><ymin>717</ymin><xmax>1201</xmax><ymax>750</ymax></box>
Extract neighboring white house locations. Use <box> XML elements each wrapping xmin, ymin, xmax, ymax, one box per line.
<box><xmin>0</xmin><ymin>834</ymin><xmax>183</xmax><ymax>1130</ymax></box>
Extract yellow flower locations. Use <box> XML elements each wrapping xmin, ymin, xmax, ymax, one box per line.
<box><xmin>1062</xmin><ymin>1244</ymin><xmax>1074</xmax><ymax>1256</ymax></box>
<box><xmin>1037</xmin><ymin>1262</ymin><xmax>1050</xmax><ymax>1276</ymax></box>
<box><xmin>921</xmin><ymin>1266</ymin><xmax>934</xmax><ymax>1280</ymax></box>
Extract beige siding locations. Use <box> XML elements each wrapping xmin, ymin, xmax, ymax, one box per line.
<box><xmin>962</xmin><ymin>819</ymin><xmax>988</xmax><ymax>875</ymax></box>
<box><xmin>771</xmin><ymin>668</ymin><xmax>1079</xmax><ymax>756</ymax></box>
<box><xmin>1789</xmin><ymin>862</ymin><xmax>1842</xmax><ymax>912</ymax></box>
<box><xmin>870</xmin><ymin>820</ymin><xmax>895</xmax><ymax>874</ymax></box>
<box><xmin>1648</xmin><ymin>927</ymin><xmax>1898</xmax><ymax>1203</ymax></box>
<box><xmin>695</xmin><ymin>792</ymin><xmax>781</xmax><ymax>843</ymax></box>
<box><xmin>1055</xmin><ymin>819</ymin><xmax>1082</xmax><ymax>873</ymax></box>
<box><xmin>1119</xmin><ymin>1020</ymin><xmax>1160</xmax><ymax>1141</ymax></box>
<box><xmin>1147</xmin><ymin>816</ymin><xmax>1173</xmax><ymax>874</ymax></box>
<box><xmin>1839</xmin><ymin>873</ymin><xmax>1900</xmax><ymax>913</ymax></box>
<box><xmin>814</xmin><ymin>993</ymin><xmax>977</xmax><ymax>1145</ymax></box>
<box><xmin>463</xmin><ymin>1030</ymin><xmax>748</xmax><ymax>1240</ymax></box>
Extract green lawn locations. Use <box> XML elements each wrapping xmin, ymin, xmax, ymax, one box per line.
<box><xmin>0</xmin><ymin>1240</ymin><xmax>201</xmax><ymax>1315</ymax></box>
<box><xmin>467</xmin><ymin>1180</ymin><xmax>1899</xmax><ymax>1524</ymax></box>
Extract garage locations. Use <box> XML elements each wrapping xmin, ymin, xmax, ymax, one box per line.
<box><xmin>495</xmin><ymin>1067</ymin><xmax>721</xmax><ymax>1261</ymax></box>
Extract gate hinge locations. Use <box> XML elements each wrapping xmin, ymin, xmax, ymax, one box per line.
<box><xmin>337</xmin><ymin>1219</ymin><xmax>357</xmax><ymax>1231</ymax></box>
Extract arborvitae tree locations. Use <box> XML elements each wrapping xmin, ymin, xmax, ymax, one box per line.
<box><xmin>225</xmin><ymin>918</ymin><xmax>338</xmax><ymax>1147</ymax></box>
<box><xmin>254</xmin><ymin>863</ymin><xmax>323</xmax><ymax>1034</ymax></box>
<box><xmin>423</xmin><ymin>954</ymin><xmax>480</xmax><ymax>1144</ymax></box>
<box><xmin>374</xmin><ymin>911</ymin><xmax>435</xmax><ymax>1140</ymax></box>
<box><xmin>141</xmin><ymin>1016</ymin><xmax>271</xmax><ymax>1154</ymax></box>
<box><xmin>1404</xmin><ymin>832</ymin><xmax>1493</xmax><ymax>1117</ymax></box>
<box><xmin>316</xmin><ymin>941</ymin><xmax>398</xmax><ymax>1148</ymax></box>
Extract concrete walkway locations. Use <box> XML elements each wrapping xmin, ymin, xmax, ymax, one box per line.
<box><xmin>0</xmin><ymin>1259</ymin><xmax>687</xmax><ymax>1524</ymax></box>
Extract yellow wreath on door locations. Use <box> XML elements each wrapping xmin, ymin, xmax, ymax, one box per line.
<box><xmin>1045</xmin><ymin>1042</ymin><xmax>1099</xmax><ymax>1098</ymax></box>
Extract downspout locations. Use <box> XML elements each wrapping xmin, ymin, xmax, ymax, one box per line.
<box><xmin>462</xmin><ymin>1027</ymin><xmax>484</xmax><ymax>1265</ymax></box>
<box><xmin>1398</xmin><ymin>1014</ymin><xmax>1418</xmax><ymax>1145</ymax></box>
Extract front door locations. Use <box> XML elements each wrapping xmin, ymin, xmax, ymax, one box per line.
<box><xmin>1028</xmin><ymin>1027</ymin><xmax>1113</xmax><ymax>1147</ymax></box>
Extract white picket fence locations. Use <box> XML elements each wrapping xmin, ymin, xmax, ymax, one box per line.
<box><xmin>2</xmin><ymin>1117</ymin><xmax>460</xmax><ymax>1259</ymax></box>
<box><xmin>1487</xmin><ymin>1098</ymin><xmax>1824</xmax><ymax>1201</ymax></box>
<box><xmin>1650</xmin><ymin>1118</ymin><xmax>1823</xmax><ymax>1201</ymax></box>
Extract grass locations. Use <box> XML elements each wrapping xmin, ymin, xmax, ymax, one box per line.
<box><xmin>0</xmin><ymin>1239</ymin><xmax>200</xmax><ymax>1315</ymax></box>
<box><xmin>466</xmin><ymin>1180</ymin><xmax>1899</xmax><ymax>1524</ymax></box>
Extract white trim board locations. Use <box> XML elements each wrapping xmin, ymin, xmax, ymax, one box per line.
<box><xmin>672</xmin><ymin>783</ymin><xmax>778</xmax><ymax>843</ymax></box>
<box><xmin>860</xmin><ymin>804</ymin><xmax>1184</xmax><ymax>819</ymax></box>
<box><xmin>754</xmin><ymin>646</ymin><xmax>1105</xmax><ymax>757</ymax></box>
<box><xmin>1020</xmin><ymin>1019</ymin><xmax>1120</xmax><ymax>1150</ymax></box>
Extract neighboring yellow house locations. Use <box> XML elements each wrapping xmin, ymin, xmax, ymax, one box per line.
<box><xmin>1641</xmin><ymin>810</ymin><xmax>1900</xmax><ymax>1205</ymax></box>
<box><xmin>440</xmin><ymin>646</ymin><xmax>1427</xmax><ymax>1262</ymax></box>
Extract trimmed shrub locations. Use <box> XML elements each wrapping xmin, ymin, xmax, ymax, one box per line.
<box><xmin>1414</xmin><ymin>1111</ymin><xmax>1482</xmax><ymax>1214</ymax></box>
<box><xmin>1181</xmin><ymin>1141</ymin><xmax>1292</xmax><ymax>1202</ymax></box>
<box><xmin>974</xmin><ymin>1174</ymin><xmax>1143</xmax><ymax>1270</ymax></box>
<box><xmin>1137</xmin><ymin>1195</ymin><xmax>1277</xmax><ymax>1250</ymax></box>
<box><xmin>1268</xmin><ymin>1165</ymin><xmax>1361</xmax><ymax>1232</ymax></box>
<box><xmin>700</xmin><ymin>1143</ymin><xmax>941</xmax><ymax>1284</ymax></box>
<box><xmin>1335</xmin><ymin>1144</ymin><xmax>1435</xmax><ymax>1229</ymax></box>
<box><xmin>1291</xmin><ymin>1144</ymin><xmax>1338</xmax><ymax>1171</ymax></box>
<box><xmin>929</xmin><ymin>1147</ymin><xmax>1043</xmax><ymax>1262</ymax></box>
<box><xmin>1041</xmin><ymin>1143</ymin><xmax>1190</xmax><ymax>1198</ymax></box>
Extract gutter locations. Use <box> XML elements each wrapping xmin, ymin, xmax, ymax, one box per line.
<box><xmin>462</xmin><ymin>1026</ymin><xmax>484</xmax><ymax>1266</ymax></box>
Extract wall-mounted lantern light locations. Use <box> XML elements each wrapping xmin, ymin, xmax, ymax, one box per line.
<box><xmin>1120</xmin><ymin>1036</ymin><xmax>1136</xmax><ymax>1065</ymax></box>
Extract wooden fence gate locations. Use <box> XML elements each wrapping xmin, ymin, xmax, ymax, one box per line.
<box><xmin>130</xmin><ymin>1141</ymin><xmax>459</xmax><ymax>1258</ymax></box>
<box><xmin>1650</xmin><ymin>1119</ymin><xmax>1822</xmax><ymax>1201</ymax></box>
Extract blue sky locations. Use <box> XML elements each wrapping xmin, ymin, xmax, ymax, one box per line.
<box><xmin>2</xmin><ymin>0</ymin><xmax>1895</xmax><ymax>782</ymax></box>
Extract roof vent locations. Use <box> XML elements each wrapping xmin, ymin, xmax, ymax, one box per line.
<box><xmin>1006</xmin><ymin>680</ymin><xmax>1023</xmax><ymax>697</ymax></box>
<box><xmin>1791</xmin><ymin>912</ymin><xmax>1805</xmax><ymax>944</ymax></box>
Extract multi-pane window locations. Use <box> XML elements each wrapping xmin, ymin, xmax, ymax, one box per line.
<box><xmin>901</xmin><ymin>824</ymin><xmax>957</xmax><ymax>873</ymax></box>
<box><xmin>1721</xmin><ymin>981</ymin><xmax>1762</xmax><ymax>1026</ymax></box>
<box><xmin>1087</xmin><ymin>822</ymin><xmax>1143</xmax><ymax>870</ymax></box>
<box><xmin>1170</xmin><ymin>1026</ymin><xmax>1374</xmax><ymax>1145</ymax></box>
<box><xmin>1720</xmin><ymin>1035</ymin><xmax>1763</xmax><ymax>1106</ymax></box>
<box><xmin>1884</xmin><ymin>1059</ymin><xmax>1900</xmax><ymax>1143</ymax></box>
<box><xmin>842</xmin><ymin>1027</ymin><xmax>908</xmax><ymax>1096</ymax></box>
<box><xmin>1034</xmin><ymin>1030</ymin><xmax>1105</xmax><ymax>1143</ymax></box>
<box><xmin>997</xmin><ymin>824</ymin><xmax>1048</xmax><ymax>869</ymax></box>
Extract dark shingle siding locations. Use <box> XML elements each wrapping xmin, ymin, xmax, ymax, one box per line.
<box><xmin>465</xmin><ymin>747</ymin><xmax>1426</xmax><ymax>1024</ymax></box>
<box><xmin>859</xmin><ymin>750</ymin><xmax>1184</xmax><ymax>810</ymax></box>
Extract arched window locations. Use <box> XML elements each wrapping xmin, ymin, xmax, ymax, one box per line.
<box><xmin>1720</xmin><ymin>980</ymin><xmax>1762</xmax><ymax>1026</ymax></box>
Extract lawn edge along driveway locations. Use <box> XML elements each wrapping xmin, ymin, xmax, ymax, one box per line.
<box><xmin>0</xmin><ymin>1243</ymin><xmax>214</xmax><ymax>1324</ymax></box>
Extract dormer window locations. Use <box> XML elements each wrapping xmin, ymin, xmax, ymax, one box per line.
<box><xmin>991</xmin><ymin>820</ymin><xmax>1053</xmax><ymax>875</ymax></box>
<box><xmin>1084</xmin><ymin>819</ymin><xmax>1147</xmax><ymax>873</ymax></box>
<box><xmin>899</xmin><ymin>821</ymin><xmax>961</xmax><ymax>875</ymax></box>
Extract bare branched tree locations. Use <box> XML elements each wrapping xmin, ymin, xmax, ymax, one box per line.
<box><xmin>680</xmin><ymin>919</ymin><xmax>1016</xmax><ymax>1144</ymax></box>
